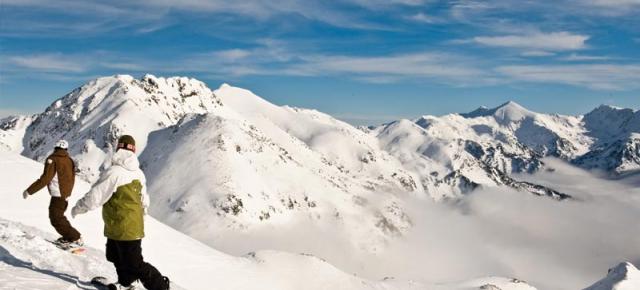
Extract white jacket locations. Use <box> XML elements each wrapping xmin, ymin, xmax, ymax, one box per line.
<box><xmin>72</xmin><ymin>150</ymin><xmax>150</xmax><ymax>215</ymax></box>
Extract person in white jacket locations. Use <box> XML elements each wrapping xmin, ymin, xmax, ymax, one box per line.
<box><xmin>72</xmin><ymin>135</ymin><xmax>170</xmax><ymax>290</ymax></box>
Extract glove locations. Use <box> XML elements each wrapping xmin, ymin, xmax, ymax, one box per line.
<box><xmin>23</xmin><ymin>190</ymin><xmax>29</xmax><ymax>199</ymax></box>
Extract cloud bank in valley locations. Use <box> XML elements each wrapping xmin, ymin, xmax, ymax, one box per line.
<box><xmin>211</xmin><ymin>158</ymin><xmax>640</xmax><ymax>290</ymax></box>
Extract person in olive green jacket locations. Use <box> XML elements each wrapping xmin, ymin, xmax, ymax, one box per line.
<box><xmin>23</xmin><ymin>139</ymin><xmax>83</xmax><ymax>246</ymax></box>
<box><xmin>71</xmin><ymin>135</ymin><xmax>170</xmax><ymax>290</ymax></box>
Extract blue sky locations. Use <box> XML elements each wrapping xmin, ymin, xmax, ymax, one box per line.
<box><xmin>1</xmin><ymin>0</ymin><xmax>639</xmax><ymax>125</ymax></box>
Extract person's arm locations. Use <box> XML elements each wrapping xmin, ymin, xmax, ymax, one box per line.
<box><xmin>25</xmin><ymin>158</ymin><xmax>56</xmax><ymax>195</ymax></box>
<box><xmin>71</xmin><ymin>171</ymin><xmax>117</xmax><ymax>217</ymax></box>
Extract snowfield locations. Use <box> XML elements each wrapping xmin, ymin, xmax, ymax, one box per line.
<box><xmin>1</xmin><ymin>74</ymin><xmax>639</xmax><ymax>290</ymax></box>
<box><xmin>0</xmin><ymin>151</ymin><xmax>543</xmax><ymax>290</ymax></box>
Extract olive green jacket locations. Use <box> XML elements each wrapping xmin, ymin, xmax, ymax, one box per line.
<box><xmin>72</xmin><ymin>150</ymin><xmax>150</xmax><ymax>241</ymax></box>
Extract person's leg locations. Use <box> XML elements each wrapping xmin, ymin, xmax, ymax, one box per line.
<box><xmin>48</xmin><ymin>197</ymin><xmax>81</xmax><ymax>241</ymax></box>
<box><xmin>119</xmin><ymin>239</ymin><xmax>167</xmax><ymax>290</ymax></box>
<box><xmin>106</xmin><ymin>239</ymin><xmax>126</xmax><ymax>283</ymax></box>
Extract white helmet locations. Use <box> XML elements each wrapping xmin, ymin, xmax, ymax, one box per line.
<box><xmin>55</xmin><ymin>139</ymin><xmax>69</xmax><ymax>150</ymax></box>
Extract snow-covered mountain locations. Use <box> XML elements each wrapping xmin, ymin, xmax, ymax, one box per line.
<box><xmin>3</xmin><ymin>75</ymin><xmax>639</xmax><ymax>250</ymax></box>
<box><xmin>372</xmin><ymin>101</ymin><xmax>583</xmax><ymax>200</ymax></box>
<box><xmin>573</xmin><ymin>105</ymin><xmax>640</xmax><ymax>174</ymax></box>
<box><xmin>371</xmin><ymin>101</ymin><xmax>640</xmax><ymax>199</ymax></box>
<box><xmin>0</xmin><ymin>151</ymin><xmax>540</xmax><ymax>290</ymax></box>
<box><xmin>17</xmin><ymin>74</ymin><xmax>222</xmax><ymax>182</ymax></box>
<box><xmin>583</xmin><ymin>262</ymin><xmax>640</xmax><ymax>290</ymax></box>
<box><xmin>2</xmin><ymin>75</ymin><xmax>639</xmax><ymax>289</ymax></box>
<box><xmin>5</xmin><ymin>75</ymin><xmax>637</xmax><ymax>203</ymax></box>
<box><xmin>140</xmin><ymin>84</ymin><xmax>420</xmax><ymax>251</ymax></box>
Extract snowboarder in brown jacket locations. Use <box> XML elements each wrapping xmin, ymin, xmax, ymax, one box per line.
<box><xmin>23</xmin><ymin>139</ymin><xmax>83</xmax><ymax>247</ymax></box>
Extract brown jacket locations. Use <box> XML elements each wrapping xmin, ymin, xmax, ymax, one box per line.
<box><xmin>26</xmin><ymin>149</ymin><xmax>76</xmax><ymax>199</ymax></box>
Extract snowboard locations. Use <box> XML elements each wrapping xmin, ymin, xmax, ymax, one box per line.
<box><xmin>47</xmin><ymin>239</ymin><xmax>86</xmax><ymax>254</ymax></box>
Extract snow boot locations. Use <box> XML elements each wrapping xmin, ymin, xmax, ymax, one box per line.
<box><xmin>108</xmin><ymin>283</ymin><xmax>136</xmax><ymax>290</ymax></box>
<box><xmin>161</xmin><ymin>276</ymin><xmax>171</xmax><ymax>290</ymax></box>
<box><xmin>51</xmin><ymin>237</ymin><xmax>84</xmax><ymax>250</ymax></box>
<box><xmin>53</xmin><ymin>237</ymin><xmax>83</xmax><ymax>246</ymax></box>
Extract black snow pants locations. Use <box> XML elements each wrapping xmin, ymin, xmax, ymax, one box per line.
<box><xmin>106</xmin><ymin>238</ymin><xmax>167</xmax><ymax>290</ymax></box>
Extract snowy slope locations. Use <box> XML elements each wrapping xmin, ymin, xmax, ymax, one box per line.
<box><xmin>214</xmin><ymin>84</ymin><xmax>420</xmax><ymax>194</ymax></box>
<box><xmin>583</xmin><ymin>262</ymin><xmax>640</xmax><ymax>290</ymax></box>
<box><xmin>0</xmin><ymin>218</ymin><xmax>130</xmax><ymax>290</ymax></box>
<box><xmin>0</xmin><ymin>151</ymin><xmax>541</xmax><ymax>290</ymax></box>
<box><xmin>140</xmin><ymin>111</ymin><xmax>415</xmax><ymax>253</ymax></box>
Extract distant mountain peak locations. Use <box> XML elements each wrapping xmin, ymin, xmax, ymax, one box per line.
<box><xmin>461</xmin><ymin>101</ymin><xmax>534</xmax><ymax>123</ymax></box>
<box><xmin>595</xmin><ymin>104</ymin><xmax>627</xmax><ymax>111</ymax></box>
<box><xmin>584</xmin><ymin>262</ymin><xmax>640</xmax><ymax>290</ymax></box>
<box><xmin>461</xmin><ymin>106</ymin><xmax>493</xmax><ymax>118</ymax></box>
<box><xmin>497</xmin><ymin>100</ymin><xmax>524</xmax><ymax>109</ymax></box>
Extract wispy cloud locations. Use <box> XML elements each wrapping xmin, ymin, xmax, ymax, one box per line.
<box><xmin>0</xmin><ymin>52</ymin><xmax>145</xmax><ymax>81</ymax></box>
<box><xmin>561</xmin><ymin>53</ymin><xmax>611</xmax><ymax>61</ymax></box>
<box><xmin>497</xmin><ymin>64</ymin><xmax>640</xmax><ymax>90</ymax></box>
<box><xmin>7</xmin><ymin>54</ymin><xmax>87</xmax><ymax>73</ymax></box>
<box><xmin>521</xmin><ymin>51</ymin><xmax>556</xmax><ymax>57</ymax></box>
<box><xmin>210</xmin><ymin>49</ymin><xmax>253</xmax><ymax>62</ymax></box>
<box><xmin>296</xmin><ymin>53</ymin><xmax>486</xmax><ymax>82</ymax></box>
<box><xmin>206</xmin><ymin>50</ymin><xmax>492</xmax><ymax>85</ymax></box>
<box><xmin>0</xmin><ymin>0</ymin><xmax>393</xmax><ymax>35</ymax></box>
<box><xmin>406</xmin><ymin>12</ymin><xmax>441</xmax><ymax>24</ymax></box>
<box><xmin>579</xmin><ymin>0</ymin><xmax>640</xmax><ymax>15</ymax></box>
<box><xmin>7</xmin><ymin>44</ymin><xmax>640</xmax><ymax>92</ymax></box>
<box><xmin>584</xmin><ymin>0</ymin><xmax>640</xmax><ymax>8</ymax></box>
<box><xmin>450</xmin><ymin>0</ymin><xmax>640</xmax><ymax>20</ymax></box>
<box><xmin>472</xmin><ymin>32</ymin><xmax>589</xmax><ymax>51</ymax></box>
<box><xmin>156</xmin><ymin>39</ymin><xmax>494</xmax><ymax>85</ymax></box>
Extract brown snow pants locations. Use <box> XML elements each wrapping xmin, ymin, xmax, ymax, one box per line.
<box><xmin>49</xmin><ymin>197</ymin><xmax>81</xmax><ymax>241</ymax></box>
